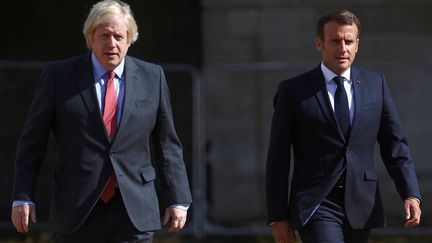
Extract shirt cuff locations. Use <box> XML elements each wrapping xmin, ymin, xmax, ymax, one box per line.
<box><xmin>12</xmin><ymin>200</ymin><xmax>35</xmax><ymax>208</ymax></box>
<box><xmin>407</xmin><ymin>197</ymin><xmax>421</xmax><ymax>205</ymax></box>
<box><xmin>170</xmin><ymin>204</ymin><xmax>190</xmax><ymax>211</ymax></box>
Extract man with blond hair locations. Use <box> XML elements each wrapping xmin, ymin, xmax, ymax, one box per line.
<box><xmin>11</xmin><ymin>0</ymin><xmax>192</xmax><ymax>242</ymax></box>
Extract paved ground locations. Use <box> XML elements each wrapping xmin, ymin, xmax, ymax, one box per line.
<box><xmin>2</xmin><ymin>233</ymin><xmax>432</xmax><ymax>243</ymax></box>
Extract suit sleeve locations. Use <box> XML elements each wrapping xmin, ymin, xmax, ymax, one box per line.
<box><xmin>151</xmin><ymin>66</ymin><xmax>192</xmax><ymax>206</ymax></box>
<box><xmin>377</xmin><ymin>75</ymin><xmax>421</xmax><ymax>202</ymax></box>
<box><xmin>12</xmin><ymin>66</ymin><xmax>55</xmax><ymax>202</ymax></box>
<box><xmin>265</xmin><ymin>81</ymin><xmax>295</xmax><ymax>223</ymax></box>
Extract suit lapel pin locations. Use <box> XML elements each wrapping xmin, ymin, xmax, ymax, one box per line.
<box><xmin>356</xmin><ymin>80</ymin><xmax>362</xmax><ymax>84</ymax></box>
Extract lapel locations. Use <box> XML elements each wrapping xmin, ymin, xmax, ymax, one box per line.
<box><xmin>115</xmin><ymin>56</ymin><xmax>139</xmax><ymax>138</ymax></box>
<box><xmin>349</xmin><ymin>66</ymin><xmax>364</xmax><ymax>142</ymax></box>
<box><xmin>73</xmin><ymin>54</ymin><xmax>110</xmax><ymax>141</ymax></box>
<box><xmin>311</xmin><ymin>66</ymin><xmax>346</xmax><ymax>141</ymax></box>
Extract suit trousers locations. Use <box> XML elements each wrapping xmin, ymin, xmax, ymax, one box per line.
<box><xmin>298</xmin><ymin>183</ymin><xmax>370</xmax><ymax>243</ymax></box>
<box><xmin>52</xmin><ymin>189</ymin><xmax>154</xmax><ymax>243</ymax></box>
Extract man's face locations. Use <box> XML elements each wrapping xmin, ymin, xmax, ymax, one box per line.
<box><xmin>90</xmin><ymin>17</ymin><xmax>130</xmax><ymax>70</ymax></box>
<box><xmin>316</xmin><ymin>21</ymin><xmax>359</xmax><ymax>75</ymax></box>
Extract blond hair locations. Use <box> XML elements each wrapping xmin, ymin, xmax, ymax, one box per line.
<box><xmin>83</xmin><ymin>0</ymin><xmax>138</xmax><ymax>48</ymax></box>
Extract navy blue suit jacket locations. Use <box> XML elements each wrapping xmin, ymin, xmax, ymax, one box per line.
<box><xmin>266</xmin><ymin>65</ymin><xmax>421</xmax><ymax>229</ymax></box>
<box><xmin>12</xmin><ymin>54</ymin><xmax>192</xmax><ymax>234</ymax></box>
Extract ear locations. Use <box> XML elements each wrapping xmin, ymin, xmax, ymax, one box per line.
<box><xmin>355</xmin><ymin>38</ymin><xmax>360</xmax><ymax>53</ymax></box>
<box><xmin>88</xmin><ymin>32</ymin><xmax>96</xmax><ymax>50</ymax></box>
<box><xmin>126</xmin><ymin>31</ymin><xmax>133</xmax><ymax>47</ymax></box>
<box><xmin>315</xmin><ymin>37</ymin><xmax>323</xmax><ymax>52</ymax></box>
<box><xmin>88</xmin><ymin>38</ymin><xmax>93</xmax><ymax>51</ymax></box>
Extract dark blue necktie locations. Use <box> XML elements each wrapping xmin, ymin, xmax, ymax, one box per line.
<box><xmin>333</xmin><ymin>76</ymin><xmax>350</xmax><ymax>139</ymax></box>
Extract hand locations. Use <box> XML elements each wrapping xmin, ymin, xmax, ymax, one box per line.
<box><xmin>11</xmin><ymin>204</ymin><xmax>37</xmax><ymax>233</ymax></box>
<box><xmin>162</xmin><ymin>207</ymin><xmax>188</xmax><ymax>232</ymax></box>
<box><xmin>404</xmin><ymin>198</ymin><xmax>421</xmax><ymax>227</ymax></box>
<box><xmin>271</xmin><ymin>221</ymin><xmax>296</xmax><ymax>243</ymax></box>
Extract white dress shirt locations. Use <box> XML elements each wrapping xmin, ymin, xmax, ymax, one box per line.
<box><xmin>321</xmin><ymin>63</ymin><xmax>354</xmax><ymax>124</ymax></box>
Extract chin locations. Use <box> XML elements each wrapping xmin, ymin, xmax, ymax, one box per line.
<box><xmin>337</xmin><ymin>64</ymin><xmax>349</xmax><ymax>70</ymax></box>
<box><xmin>106</xmin><ymin>61</ymin><xmax>120</xmax><ymax>69</ymax></box>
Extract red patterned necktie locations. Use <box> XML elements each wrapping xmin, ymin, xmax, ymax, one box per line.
<box><xmin>100</xmin><ymin>71</ymin><xmax>117</xmax><ymax>203</ymax></box>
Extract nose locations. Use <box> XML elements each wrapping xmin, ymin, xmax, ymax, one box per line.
<box><xmin>107</xmin><ymin>36</ymin><xmax>116</xmax><ymax>47</ymax></box>
<box><xmin>340</xmin><ymin>41</ymin><xmax>348</xmax><ymax>52</ymax></box>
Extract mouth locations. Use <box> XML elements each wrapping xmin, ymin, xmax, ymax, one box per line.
<box><xmin>336</xmin><ymin>57</ymin><xmax>349</xmax><ymax>63</ymax></box>
<box><xmin>105</xmin><ymin>52</ymin><xmax>118</xmax><ymax>58</ymax></box>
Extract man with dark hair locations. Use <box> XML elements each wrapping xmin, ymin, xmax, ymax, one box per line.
<box><xmin>11</xmin><ymin>1</ymin><xmax>192</xmax><ymax>242</ymax></box>
<box><xmin>266</xmin><ymin>9</ymin><xmax>421</xmax><ymax>243</ymax></box>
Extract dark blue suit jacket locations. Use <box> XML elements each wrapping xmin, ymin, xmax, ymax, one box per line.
<box><xmin>266</xmin><ymin>65</ymin><xmax>421</xmax><ymax>229</ymax></box>
<box><xmin>12</xmin><ymin>54</ymin><xmax>192</xmax><ymax>234</ymax></box>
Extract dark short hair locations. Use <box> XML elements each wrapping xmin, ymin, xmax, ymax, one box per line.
<box><xmin>316</xmin><ymin>10</ymin><xmax>361</xmax><ymax>40</ymax></box>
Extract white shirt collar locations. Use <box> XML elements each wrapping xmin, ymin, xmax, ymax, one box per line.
<box><xmin>320</xmin><ymin>62</ymin><xmax>351</xmax><ymax>84</ymax></box>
